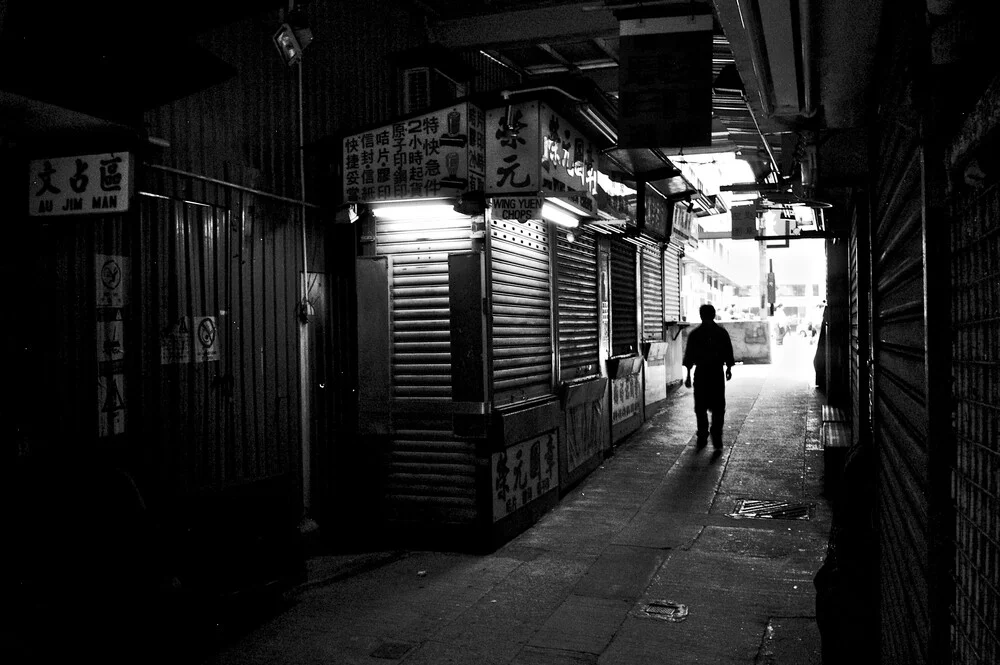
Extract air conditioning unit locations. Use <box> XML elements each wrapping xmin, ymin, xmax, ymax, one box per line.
<box><xmin>401</xmin><ymin>66</ymin><xmax>467</xmax><ymax>115</ymax></box>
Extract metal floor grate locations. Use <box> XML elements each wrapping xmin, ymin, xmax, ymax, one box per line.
<box><xmin>730</xmin><ymin>499</ymin><xmax>813</xmax><ymax>520</ymax></box>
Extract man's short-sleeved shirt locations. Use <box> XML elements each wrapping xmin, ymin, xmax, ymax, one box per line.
<box><xmin>683</xmin><ymin>322</ymin><xmax>735</xmax><ymax>371</ymax></box>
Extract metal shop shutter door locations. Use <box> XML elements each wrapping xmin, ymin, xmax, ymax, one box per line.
<box><xmin>489</xmin><ymin>217</ymin><xmax>553</xmax><ymax>405</ymax></box>
<box><xmin>556</xmin><ymin>227</ymin><xmax>599</xmax><ymax>380</ymax></box>
<box><xmin>664</xmin><ymin>240</ymin><xmax>682</xmax><ymax>322</ymax></box>
<box><xmin>641</xmin><ymin>243</ymin><xmax>664</xmax><ymax>340</ymax></box>
<box><xmin>376</xmin><ymin>216</ymin><xmax>474</xmax><ymax>402</ymax></box>
<box><xmin>610</xmin><ymin>237</ymin><xmax>638</xmax><ymax>355</ymax></box>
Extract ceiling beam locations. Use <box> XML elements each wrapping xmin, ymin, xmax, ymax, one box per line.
<box><xmin>429</xmin><ymin>3</ymin><xmax>618</xmax><ymax>50</ymax></box>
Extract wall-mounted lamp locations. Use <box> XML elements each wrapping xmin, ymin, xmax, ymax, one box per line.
<box><xmin>453</xmin><ymin>191</ymin><xmax>486</xmax><ymax>216</ymax></box>
<box><xmin>274</xmin><ymin>23</ymin><xmax>304</xmax><ymax>66</ymax></box>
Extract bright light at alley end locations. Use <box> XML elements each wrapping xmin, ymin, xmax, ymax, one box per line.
<box><xmin>540</xmin><ymin>202</ymin><xmax>580</xmax><ymax>228</ymax></box>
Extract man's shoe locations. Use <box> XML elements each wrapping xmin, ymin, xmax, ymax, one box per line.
<box><xmin>696</xmin><ymin>437</ymin><xmax>708</xmax><ymax>449</ymax></box>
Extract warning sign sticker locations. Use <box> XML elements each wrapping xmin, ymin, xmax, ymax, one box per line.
<box><xmin>97</xmin><ymin>373</ymin><xmax>126</xmax><ymax>437</ymax></box>
<box><xmin>96</xmin><ymin>254</ymin><xmax>129</xmax><ymax>309</ymax></box>
<box><xmin>160</xmin><ymin>317</ymin><xmax>192</xmax><ymax>365</ymax></box>
<box><xmin>194</xmin><ymin>316</ymin><xmax>219</xmax><ymax>362</ymax></box>
<box><xmin>96</xmin><ymin>312</ymin><xmax>125</xmax><ymax>364</ymax></box>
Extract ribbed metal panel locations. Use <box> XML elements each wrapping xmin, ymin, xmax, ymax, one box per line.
<box><xmin>873</xmin><ymin>107</ymin><xmax>930</xmax><ymax>664</ymax></box>
<box><xmin>489</xmin><ymin>218</ymin><xmax>553</xmax><ymax>405</ymax></box>
<box><xmin>138</xmin><ymin>167</ymin><xmax>304</xmax><ymax>491</ymax></box>
<box><xmin>664</xmin><ymin>241</ymin><xmax>682</xmax><ymax>322</ymax></box>
<box><xmin>849</xmin><ymin>212</ymin><xmax>861</xmax><ymax>446</ymax></box>
<box><xmin>951</xmin><ymin>180</ymin><xmax>1000</xmax><ymax>665</ymax></box>
<box><xmin>556</xmin><ymin>227</ymin><xmax>599</xmax><ymax>380</ymax></box>
<box><xmin>641</xmin><ymin>244</ymin><xmax>664</xmax><ymax>340</ymax></box>
<box><xmin>375</xmin><ymin>216</ymin><xmax>474</xmax><ymax>403</ymax></box>
<box><xmin>610</xmin><ymin>238</ymin><xmax>638</xmax><ymax>355</ymax></box>
<box><xmin>384</xmin><ymin>414</ymin><xmax>478</xmax><ymax>524</ymax></box>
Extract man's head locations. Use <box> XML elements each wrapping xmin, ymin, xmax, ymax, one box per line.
<box><xmin>699</xmin><ymin>304</ymin><xmax>716</xmax><ymax>322</ymax></box>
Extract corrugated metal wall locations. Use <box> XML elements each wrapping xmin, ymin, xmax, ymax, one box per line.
<box><xmin>871</xmin><ymin>46</ymin><xmax>933</xmax><ymax>662</ymax></box>
<box><xmin>849</xmin><ymin>198</ymin><xmax>870</xmax><ymax>447</ymax></box>
<box><xmin>641</xmin><ymin>243</ymin><xmax>664</xmax><ymax>340</ymax></box>
<box><xmin>951</xmin><ymin>179</ymin><xmax>1000</xmax><ymax>665</ymax></box>
<box><xmin>664</xmin><ymin>241</ymin><xmax>682</xmax><ymax>322</ymax></box>
<box><xmin>490</xmin><ymin>217</ymin><xmax>554</xmax><ymax>405</ymax></box>
<box><xmin>610</xmin><ymin>237</ymin><xmax>638</xmax><ymax>355</ymax></box>
<box><xmin>138</xmin><ymin>168</ymin><xmax>304</xmax><ymax>493</ymax></box>
<box><xmin>145</xmin><ymin>2</ymin><xmax>429</xmax><ymax>201</ymax></box>
<box><xmin>556</xmin><ymin>227</ymin><xmax>599</xmax><ymax>381</ymax></box>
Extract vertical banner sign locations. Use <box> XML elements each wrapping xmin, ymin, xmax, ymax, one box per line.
<box><xmin>492</xmin><ymin>432</ymin><xmax>559</xmax><ymax>521</ymax></box>
<box><xmin>731</xmin><ymin>205</ymin><xmax>759</xmax><ymax>239</ymax></box>
<box><xmin>618</xmin><ymin>15</ymin><xmax>714</xmax><ymax>148</ymax></box>
<box><xmin>29</xmin><ymin>153</ymin><xmax>131</xmax><ymax>216</ymax></box>
<box><xmin>342</xmin><ymin>102</ymin><xmax>485</xmax><ymax>203</ymax></box>
<box><xmin>95</xmin><ymin>252</ymin><xmax>128</xmax><ymax>437</ymax></box>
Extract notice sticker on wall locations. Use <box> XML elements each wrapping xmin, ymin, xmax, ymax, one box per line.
<box><xmin>160</xmin><ymin>317</ymin><xmax>192</xmax><ymax>365</ymax></box>
<box><xmin>96</xmin><ymin>254</ymin><xmax>129</xmax><ymax>309</ymax></box>
<box><xmin>97</xmin><ymin>373</ymin><xmax>126</xmax><ymax>437</ymax></box>
<box><xmin>194</xmin><ymin>316</ymin><xmax>219</xmax><ymax>362</ymax></box>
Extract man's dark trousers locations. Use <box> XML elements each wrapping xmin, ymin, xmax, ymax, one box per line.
<box><xmin>694</xmin><ymin>368</ymin><xmax>726</xmax><ymax>447</ymax></box>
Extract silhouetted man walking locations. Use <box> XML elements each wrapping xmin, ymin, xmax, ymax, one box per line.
<box><xmin>683</xmin><ymin>304</ymin><xmax>735</xmax><ymax>450</ymax></box>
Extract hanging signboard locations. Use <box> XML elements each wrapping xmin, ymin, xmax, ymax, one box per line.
<box><xmin>485</xmin><ymin>101</ymin><xmax>599</xmax><ymax>216</ymax></box>
<box><xmin>29</xmin><ymin>152</ymin><xmax>131</xmax><ymax>216</ymax></box>
<box><xmin>342</xmin><ymin>102</ymin><xmax>486</xmax><ymax>203</ymax></box>
<box><xmin>618</xmin><ymin>14</ymin><xmax>714</xmax><ymax>148</ymax></box>
<box><xmin>644</xmin><ymin>185</ymin><xmax>669</xmax><ymax>240</ymax></box>
<box><xmin>671</xmin><ymin>202</ymin><xmax>698</xmax><ymax>244</ymax></box>
<box><xmin>731</xmin><ymin>204</ymin><xmax>758</xmax><ymax>240</ymax></box>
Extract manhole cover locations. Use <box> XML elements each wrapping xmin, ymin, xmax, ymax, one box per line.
<box><xmin>730</xmin><ymin>499</ymin><xmax>813</xmax><ymax>520</ymax></box>
<box><xmin>370</xmin><ymin>641</ymin><xmax>416</xmax><ymax>659</ymax></box>
<box><xmin>639</xmin><ymin>600</ymin><xmax>689</xmax><ymax>622</ymax></box>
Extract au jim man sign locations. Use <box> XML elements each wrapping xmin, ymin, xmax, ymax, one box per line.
<box><xmin>29</xmin><ymin>152</ymin><xmax>131</xmax><ymax>216</ymax></box>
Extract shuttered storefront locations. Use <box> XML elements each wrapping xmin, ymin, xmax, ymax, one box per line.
<box><xmin>610</xmin><ymin>237</ymin><xmax>638</xmax><ymax>355</ymax></box>
<box><xmin>375</xmin><ymin>215</ymin><xmax>478</xmax><ymax>521</ymax></box>
<box><xmin>664</xmin><ymin>240</ymin><xmax>682</xmax><ymax>322</ymax></box>
<box><xmin>951</xmin><ymin>173</ymin><xmax>1000</xmax><ymax>665</ymax></box>
<box><xmin>556</xmin><ymin>227</ymin><xmax>599</xmax><ymax>381</ymax></box>
<box><xmin>872</xmin><ymin>100</ymin><xmax>933</xmax><ymax>663</ymax></box>
<box><xmin>848</xmin><ymin>201</ymin><xmax>870</xmax><ymax>447</ymax></box>
<box><xmin>641</xmin><ymin>243</ymin><xmax>664</xmax><ymax>341</ymax></box>
<box><xmin>489</xmin><ymin>217</ymin><xmax>553</xmax><ymax>405</ymax></box>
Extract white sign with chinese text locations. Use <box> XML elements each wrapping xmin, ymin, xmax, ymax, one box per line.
<box><xmin>611</xmin><ymin>374</ymin><xmax>641</xmax><ymax>425</ymax></box>
<box><xmin>491</xmin><ymin>431</ymin><xmax>559</xmax><ymax>522</ymax></box>
<box><xmin>485</xmin><ymin>102</ymin><xmax>599</xmax><ymax>215</ymax></box>
<box><xmin>29</xmin><ymin>153</ymin><xmax>131</xmax><ymax>216</ymax></box>
<box><xmin>342</xmin><ymin>103</ymin><xmax>485</xmax><ymax>203</ymax></box>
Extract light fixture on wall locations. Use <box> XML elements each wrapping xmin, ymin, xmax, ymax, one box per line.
<box><xmin>273</xmin><ymin>23</ymin><xmax>304</xmax><ymax>66</ymax></box>
<box><xmin>541</xmin><ymin>202</ymin><xmax>580</xmax><ymax>228</ymax></box>
<box><xmin>369</xmin><ymin>198</ymin><xmax>465</xmax><ymax>221</ymax></box>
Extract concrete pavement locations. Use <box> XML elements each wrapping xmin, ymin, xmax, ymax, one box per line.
<box><xmin>208</xmin><ymin>339</ymin><xmax>830</xmax><ymax>665</ymax></box>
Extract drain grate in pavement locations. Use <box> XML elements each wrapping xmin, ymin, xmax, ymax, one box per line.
<box><xmin>370</xmin><ymin>641</ymin><xmax>416</xmax><ymax>659</ymax></box>
<box><xmin>639</xmin><ymin>600</ymin><xmax>689</xmax><ymax>622</ymax></box>
<box><xmin>730</xmin><ymin>499</ymin><xmax>813</xmax><ymax>520</ymax></box>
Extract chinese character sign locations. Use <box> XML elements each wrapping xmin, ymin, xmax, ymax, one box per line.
<box><xmin>342</xmin><ymin>103</ymin><xmax>485</xmax><ymax>203</ymax></box>
<box><xmin>29</xmin><ymin>153</ymin><xmax>131</xmax><ymax>216</ymax></box>
<box><xmin>485</xmin><ymin>101</ymin><xmax>541</xmax><ymax>196</ymax></box>
<box><xmin>644</xmin><ymin>186</ymin><xmax>669</xmax><ymax>240</ymax></box>
<box><xmin>492</xmin><ymin>431</ymin><xmax>559</xmax><ymax>522</ymax></box>
<box><xmin>539</xmin><ymin>104</ymin><xmax>598</xmax><ymax>214</ymax></box>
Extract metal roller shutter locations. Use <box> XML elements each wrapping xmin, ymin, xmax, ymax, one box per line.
<box><xmin>849</xmin><ymin>211</ymin><xmax>861</xmax><ymax>446</ymax></box>
<box><xmin>952</xmin><ymin>180</ymin><xmax>1000</xmax><ymax>664</ymax></box>
<box><xmin>872</xmin><ymin>110</ymin><xmax>932</xmax><ymax>663</ymax></box>
<box><xmin>556</xmin><ymin>227</ymin><xmax>599</xmax><ymax>380</ymax></box>
<box><xmin>376</xmin><ymin>216</ymin><xmax>474</xmax><ymax>403</ymax></box>
<box><xmin>610</xmin><ymin>238</ymin><xmax>637</xmax><ymax>355</ymax></box>
<box><xmin>664</xmin><ymin>241</ymin><xmax>682</xmax><ymax>322</ymax></box>
<box><xmin>489</xmin><ymin>217</ymin><xmax>553</xmax><ymax>405</ymax></box>
<box><xmin>641</xmin><ymin>243</ymin><xmax>664</xmax><ymax>340</ymax></box>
